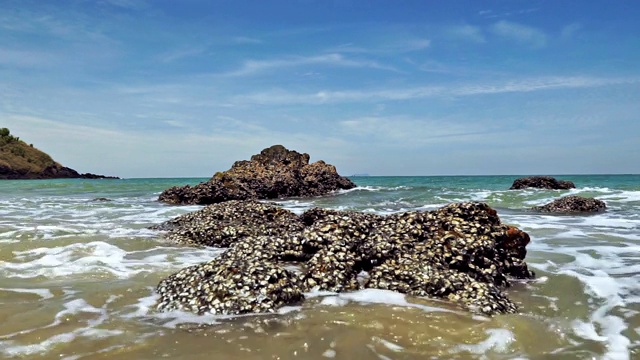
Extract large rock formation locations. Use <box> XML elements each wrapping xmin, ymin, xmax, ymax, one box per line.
<box><xmin>0</xmin><ymin>128</ymin><xmax>118</xmax><ymax>180</ymax></box>
<box><xmin>158</xmin><ymin>145</ymin><xmax>356</xmax><ymax>205</ymax></box>
<box><xmin>533</xmin><ymin>195</ymin><xmax>606</xmax><ymax>213</ymax></box>
<box><xmin>152</xmin><ymin>200</ymin><xmax>534</xmax><ymax>316</ymax></box>
<box><xmin>509</xmin><ymin>176</ymin><xmax>575</xmax><ymax>190</ymax></box>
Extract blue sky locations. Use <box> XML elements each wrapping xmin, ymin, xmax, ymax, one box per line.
<box><xmin>1</xmin><ymin>0</ymin><xmax>639</xmax><ymax>177</ymax></box>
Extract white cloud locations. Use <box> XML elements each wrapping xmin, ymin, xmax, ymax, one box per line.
<box><xmin>329</xmin><ymin>38</ymin><xmax>430</xmax><ymax>55</ymax></box>
<box><xmin>339</xmin><ymin>116</ymin><xmax>495</xmax><ymax>146</ymax></box>
<box><xmin>491</xmin><ymin>20</ymin><xmax>547</xmax><ymax>48</ymax></box>
<box><xmin>561</xmin><ymin>23</ymin><xmax>582</xmax><ymax>40</ymax></box>
<box><xmin>223</xmin><ymin>53</ymin><xmax>397</xmax><ymax>76</ymax></box>
<box><xmin>0</xmin><ymin>48</ymin><xmax>60</xmax><ymax>68</ymax></box>
<box><xmin>158</xmin><ymin>46</ymin><xmax>208</xmax><ymax>63</ymax></box>
<box><xmin>447</xmin><ymin>25</ymin><xmax>485</xmax><ymax>43</ymax></box>
<box><xmin>163</xmin><ymin>120</ymin><xmax>187</xmax><ymax>128</ymax></box>
<box><xmin>233</xmin><ymin>76</ymin><xmax>639</xmax><ymax>105</ymax></box>
<box><xmin>102</xmin><ymin>0</ymin><xmax>148</xmax><ymax>10</ymax></box>
<box><xmin>232</xmin><ymin>36</ymin><xmax>263</xmax><ymax>44</ymax></box>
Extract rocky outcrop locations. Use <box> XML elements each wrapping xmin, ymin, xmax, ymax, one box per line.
<box><xmin>509</xmin><ymin>176</ymin><xmax>575</xmax><ymax>190</ymax></box>
<box><xmin>533</xmin><ymin>195</ymin><xmax>606</xmax><ymax>213</ymax></box>
<box><xmin>0</xmin><ymin>162</ymin><xmax>118</xmax><ymax>180</ymax></box>
<box><xmin>0</xmin><ymin>130</ymin><xmax>118</xmax><ymax>180</ymax></box>
<box><xmin>158</xmin><ymin>145</ymin><xmax>356</xmax><ymax>205</ymax></box>
<box><xmin>39</xmin><ymin>165</ymin><xmax>118</xmax><ymax>179</ymax></box>
<box><xmin>153</xmin><ymin>200</ymin><xmax>534</xmax><ymax>316</ymax></box>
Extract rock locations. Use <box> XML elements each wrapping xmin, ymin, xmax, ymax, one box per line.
<box><xmin>533</xmin><ymin>195</ymin><xmax>606</xmax><ymax>213</ymax></box>
<box><xmin>150</xmin><ymin>200</ymin><xmax>304</xmax><ymax>248</ymax></box>
<box><xmin>37</xmin><ymin>165</ymin><xmax>118</xmax><ymax>179</ymax></box>
<box><xmin>157</xmin><ymin>253</ymin><xmax>304</xmax><ymax>315</ymax></box>
<box><xmin>509</xmin><ymin>176</ymin><xmax>575</xmax><ymax>190</ymax></box>
<box><xmin>158</xmin><ymin>145</ymin><xmax>356</xmax><ymax>205</ymax></box>
<box><xmin>153</xmin><ymin>201</ymin><xmax>534</xmax><ymax>316</ymax></box>
<box><xmin>0</xmin><ymin>129</ymin><xmax>118</xmax><ymax>180</ymax></box>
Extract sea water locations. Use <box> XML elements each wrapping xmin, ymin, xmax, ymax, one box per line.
<box><xmin>0</xmin><ymin>175</ymin><xmax>638</xmax><ymax>359</ymax></box>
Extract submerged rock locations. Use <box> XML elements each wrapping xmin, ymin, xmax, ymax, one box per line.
<box><xmin>153</xmin><ymin>201</ymin><xmax>534</xmax><ymax>316</ymax></box>
<box><xmin>158</xmin><ymin>145</ymin><xmax>356</xmax><ymax>205</ymax></box>
<box><xmin>533</xmin><ymin>195</ymin><xmax>606</xmax><ymax>213</ymax></box>
<box><xmin>509</xmin><ymin>176</ymin><xmax>575</xmax><ymax>190</ymax></box>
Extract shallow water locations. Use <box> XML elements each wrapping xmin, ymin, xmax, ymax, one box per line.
<box><xmin>1</xmin><ymin>175</ymin><xmax>639</xmax><ymax>359</ymax></box>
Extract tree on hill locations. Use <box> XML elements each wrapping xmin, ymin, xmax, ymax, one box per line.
<box><xmin>0</xmin><ymin>128</ymin><xmax>10</xmax><ymax>137</ymax></box>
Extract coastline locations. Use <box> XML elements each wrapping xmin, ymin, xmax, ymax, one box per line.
<box><xmin>0</xmin><ymin>175</ymin><xmax>638</xmax><ymax>359</ymax></box>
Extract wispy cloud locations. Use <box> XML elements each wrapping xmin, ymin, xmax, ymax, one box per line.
<box><xmin>158</xmin><ymin>46</ymin><xmax>208</xmax><ymax>63</ymax></box>
<box><xmin>232</xmin><ymin>36</ymin><xmax>263</xmax><ymax>44</ymax></box>
<box><xmin>0</xmin><ymin>48</ymin><xmax>60</xmax><ymax>68</ymax></box>
<box><xmin>234</xmin><ymin>76</ymin><xmax>639</xmax><ymax>105</ymax></box>
<box><xmin>561</xmin><ymin>23</ymin><xmax>582</xmax><ymax>40</ymax></box>
<box><xmin>340</xmin><ymin>116</ymin><xmax>494</xmax><ymax>146</ymax></box>
<box><xmin>223</xmin><ymin>53</ymin><xmax>397</xmax><ymax>76</ymax></box>
<box><xmin>478</xmin><ymin>8</ymin><xmax>540</xmax><ymax>19</ymax></box>
<box><xmin>332</xmin><ymin>38</ymin><xmax>431</xmax><ymax>54</ymax></box>
<box><xmin>446</xmin><ymin>25</ymin><xmax>485</xmax><ymax>43</ymax></box>
<box><xmin>102</xmin><ymin>0</ymin><xmax>148</xmax><ymax>10</ymax></box>
<box><xmin>491</xmin><ymin>20</ymin><xmax>547</xmax><ymax>48</ymax></box>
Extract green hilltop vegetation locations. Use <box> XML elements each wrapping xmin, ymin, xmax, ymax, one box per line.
<box><xmin>0</xmin><ymin>128</ymin><xmax>59</xmax><ymax>177</ymax></box>
<box><xmin>0</xmin><ymin>128</ymin><xmax>117</xmax><ymax>180</ymax></box>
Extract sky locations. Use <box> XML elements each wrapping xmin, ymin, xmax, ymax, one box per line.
<box><xmin>1</xmin><ymin>0</ymin><xmax>639</xmax><ymax>178</ymax></box>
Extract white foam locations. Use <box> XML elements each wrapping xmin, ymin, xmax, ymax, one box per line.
<box><xmin>373</xmin><ymin>337</ymin><xmax>403</xmax><ymax>352</ymax></box>
<box><xmin>0</xmin><ymin>297</ymin><xmax>120</xmax><ymax>357</ymax></box>
<box><xmin>338</xmin><ymin>186</ymin><xmax>382</xmax><ymax>193</ymax></box>
<box><xmin>454</xmin><ymin>328</ymin><xmax>515</xmax><ymax>355</ymax></box>
<box><xmin>2</xmin><ymin>241</ymin><xmax>223</xmax><ymax>279</ymax></box>
<box><xmin>0</xmin><ymin>287</ymin><xmax>54</xmax><ymax>299</ymax></box>
<box><xmin>598</xmin><ymin>190</ymin><xmax>640</xmax><ymax>203</ymax></box>
<box><xmin>1</xmin><ymin>333</ymin><xmax>77</xmax><ymax>357</ymax></box>
<box><xmin>317</xmin><ymin>289</ymin><xmax>455</xmax><ymax>313</ymax></box>
<box><xmin>322</xmin><ymin>349</ymin><xmax>336</xmax><ymax>358</ymax></box>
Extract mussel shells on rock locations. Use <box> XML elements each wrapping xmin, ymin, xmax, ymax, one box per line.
<box><xmin>153</xmin><ymin>200</ymin><xmax>535</xmax><ymax>316</ymax></box>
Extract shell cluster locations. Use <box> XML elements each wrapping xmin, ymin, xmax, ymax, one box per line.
<box><xmin>533</xmin><ymin>195</ymin><xmax>606</xmax><ymax>213</ymax></box>
<box><xmin>154</xmin><ymin>200</ymin><xmax>534</xmax><ymax>316</ymax></box>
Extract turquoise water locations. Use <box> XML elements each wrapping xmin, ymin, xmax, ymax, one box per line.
<box><xmin>0</xmin><ymin>175</ymin><xmax>639</xmax><ymax>359</ymax></box>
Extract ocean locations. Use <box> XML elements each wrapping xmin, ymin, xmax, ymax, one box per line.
<box><xmin>0</xmin><ymin>175</ymin><xmax>639</xmax><ymax>359</ymax></box>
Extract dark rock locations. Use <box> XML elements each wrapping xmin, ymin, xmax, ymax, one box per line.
<box><xmin>41</xmin><ymin>165</ymin><xmax>119</xmax><ymax>179</ymax></box>
<box><xmin>533</xmin><ymin>195</ymin><xmax>606</xmax><ymax>213</ymax></box>
<box><xmin>0</xmin><ymin>164</ymin><xmax>118</xmax><ymax>180</ymax></box>
<box><xmin>509</xmin><ymin>176</ymin><xmax>575</xmax><ymax>190</ymax></box>
<box><xmin>158</xmin><ymin>145</ymin><xmax>356</xmax><ymax>205</ymax></box>
<box><xmin>153</xmin><ymin>201</ymin><xmax>534</xmax><ymax>316</ymax></box>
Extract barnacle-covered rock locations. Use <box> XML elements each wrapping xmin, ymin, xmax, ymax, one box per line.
<box><xmin>509</xmin><ymin>176</ymin><xmax>575</xmax><ymax>190</ymax></box>
<box><xmin>156</xmin><ymin>255</ymin><xmax>304</xmax><ymax>315</ymax></box>
<box><xmin>153</xmin><ymin>201</ymin><xmax>535</xmax><ymax>316</ymax></box>
<box><xmin>367</xmin><ymin>254</ymin><xmax>517</xmax><ymax>314</ymax></box>
<box><xmin>151</xmin><ymin>200</ymin><xmax>303</xmax><ymax>247</ymax></box>
<box><xmin>533</xmin><ymin>195</ymin><xmax>606</xmax><ymax>213</ymax></box>
<box><xmin>158</xmin><ymin>145</ymin><xmax>355</xmax><ymax>205</ymax></box>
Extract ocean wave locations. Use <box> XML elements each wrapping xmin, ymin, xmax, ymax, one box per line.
<box><xmin>1</xmin><ymin>242</ymin><xmax>224</xmax><ymax>280</ymax></box>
